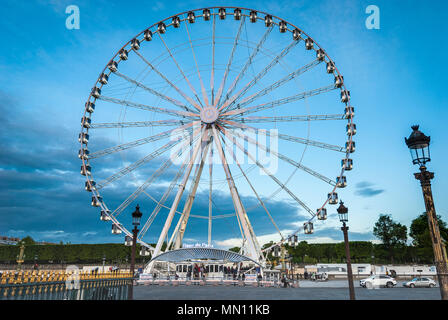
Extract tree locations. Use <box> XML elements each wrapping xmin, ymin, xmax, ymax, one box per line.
<box><xmin>20</xmin><ymin>236</ymin><xmax>35</xmax><ymax>246</ymax></box>
<box><xmin>228</xmin><ymin>247</ymin><xmax>240</xmax><ymax>253</ymax></box>
<box><xmin>373</xmin><ymin>214</ymin><xmax>407</xmax><ymax>263</ymax></box>
<box><xmin>410</xmin><ymin>213</ymin><xmax>448</xmax><ymax>263</ymax></box>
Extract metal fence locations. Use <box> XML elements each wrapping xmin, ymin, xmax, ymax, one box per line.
<box><xmin>0</xmin><ymin>271</ymin><xmax>133</xmax><ymax>300</ymax></box>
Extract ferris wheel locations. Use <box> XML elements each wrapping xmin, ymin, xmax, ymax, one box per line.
<box><xmin>79</xmin><ymin>7</ymin><xmax>355</xmax><ymax>268</ymax></box>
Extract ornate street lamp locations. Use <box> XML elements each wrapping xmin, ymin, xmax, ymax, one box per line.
<box><xmin>337</xmin><ymin>201</ymin><xmax>355</xmax><ymax>300</ymax></box>
<box><xmin>128</xmin><ymin>205</ymin><xmax>142</xmax><ymax>300</ymax></box>
<box><xmin>405</xmin><ymin>125</ymin><xmax>448</xmax><ymax>300</ymax></box>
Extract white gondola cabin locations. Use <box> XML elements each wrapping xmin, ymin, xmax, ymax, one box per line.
<box><xmin>157</xmin><ymin>22</ymin><xmax>166</xmax><ymax>34</ymax></box>
<box><xmin>81</xmin><ymin>116</ymin><xmax>91</xmax><ymax>128</ymax></box>
<box><xmin>131</xmin><ymin>38</ymin><xmax>140</xmax><ymax>50</ymax></box>
<box><xmin>345</xmin><ymin>106</ymin><xmax>354</xmax><ymax>119</ymax></box>
<box><xmin>346</xmin><ymin>141</ymin><xmax>355</xmax><ymax>153</ymax></box>
<box><xmin>78</xmin><ymin>133</ymin><xmax>89</xmax><ymax>144</ymax></box>
<box><xmin>124</xmin><ymin>235</ymin><xmax>132</xmax><ymax>246</ymax></box>
<box><xmin>293</xmin><ymin>28</ymin><xmax>301</xmax><ymax>41</ymax></box>
<box><xmin>112</xmin><ymin>223</ymin><xmax>122</xmax><ymax>234</ymax></box>
<box><xmin>279</xmin><ymin>21</ymin><xmax>287</xmax><ymax>33</ymax></box>
<box><xmin>203</xmin><ymin>9</ymin><xmax>211</xmax><ymax>21</ymax></box>
<box><xmin>91</xmin><ymin>196</ymin><xmax>102</xmax><ymax>207</ymax></box>
<box><xmin>334</xmin><ymin>75</ymin><xmax>344</xmax><ymax>88</ymax></box>
<box><xmin>234</xmin><ymin>8</ymin><xmax>242</xmax><ymax>20</ymax></box>
<box><xmin>264</xmin><ymin>15</ymin><xmax>273</xmax><ymax>27</ymax></box>
<box><xmin>218</xmin><ymin>8</ymin><xmax>226</xmax><ymax>19</ymax></box>
<box><xmin>144</xmin><ymin>29</ymin><xmax>153</xmax><ymax>41</ymax></box>
<box><xmin>99</xmin><ymin>73</ymin><xmax>108</xmax><ymax>85</ymax></box>
<box><xmin>326</xmin><ymin>61</ymin><xmax>335</xmax><ymax>73</ymax></box>
<box><xmin>81</xmin><ymin>164</ymin><xmax>91</xmax><ymax>176</ymax></box>
<box><xmin>305</xmin><ymin>38</ymin><xmax>314</xmax><ymax>50</ymax></box>
<box><xmin>108</xmin><ymin>61</ymin><xmax>118</xmax><ymax>73</ymax></box>
<box><xmin>78</xmin><ymin>148</ymin><xmax>89</xmax><ymax>160</ymax></box>
<box><xmin>317</xmin><ymin>208</ymin><xmax>327</xmax><ymax>220</ymax></box>
<box><xmin>328</xmin><ymin>192</ymin><xmax>338</xmax><ymax>205</ymax></box>
<box><xmin>336</xmin><ymin>176</ymin><xmax>347</xmax><ymax>188</ymax></box>
<box><xmin>119</xmin><ymin>49</ymin><xmax>128</xmax><ymax>60</ymax></box>
<box><xmin>341</xmin><ymin>90</ymin><xmax>350</xmax><ymax>103</ymax></box>
<box><xmin>249</xmin><ymin>10</ymin><xmax>257</xmax><ymax>23</ymax></box>
<box><xmin>187</xmin><ymin>11</ymin><xmax>195</xmax><ymax>23</ymax></box>
<box><xmin>85</xmin><ymin>180</ymin><xmax>96</xmax><ymax>192</ymax></box>
<box><xmin>346</xmin><ymin>123</ymin><xmax>356</xmax><ymax>135</ymax></box>
<box><xmin>140</xmin><ymin>247</ymin><xmax>151</xmax><ymax>256</ymax></box>
<box><xmin>304</xmin><ymin>222</ymin><xmax>314</xmax><ymax>234</ymax></box>
<box><xmin>342</xmin><ymin>158</ymin><xmax>353</xmax><ymax>171</ymax></box>
<box><xmin>91</xmin><ymin>87</ymin><xmax>101</xmax><ymax>98</ymax></box>
<box><xmin>316</xmin><ymin>49</ymin><xmax>325</xmax><ymax>61</ymax></box>
<box><xmin>100</xmin><ymin>210</ymin><xmax>111</xmax><ymax>221</ymax></box>
<box><xmin>172</xmin><ymin>16</ymin><xmax>180</xmax><ymax>28</ymax></box>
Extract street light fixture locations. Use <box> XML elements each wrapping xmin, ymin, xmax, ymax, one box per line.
<box><xmin>405</xmin><ymin>125</ymin><xmax>448</xmax><ymax>300</ymax></box>
<box><xmin>128</xmin><ymin>205</ymin><xmax>142</xmax><ymax>300</ymax></box>
<box><xmin>337</xmin><ymin>201</ymin><xmax>355</xmax><ymax>300</ymax></box>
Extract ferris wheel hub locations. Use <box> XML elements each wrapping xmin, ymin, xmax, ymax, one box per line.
<box><xmin>200</xmin><ymin>107</ymin><xmax>219</xmax><ymax>124</ymax></box>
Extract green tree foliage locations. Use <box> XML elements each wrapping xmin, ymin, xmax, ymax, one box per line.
<box><xmin>20</xmin><ymin>236</ymin><xmax>35</xmax><ymax>246</ymax></box>
<box><xmin>373</xmin><ymin>214</ymin><xmax>407</xmax><ymax>263</ymax></box>
<box><xmin>410</xmin><ymin>213</ymin><xmax>448</xmax><ymax>263</ymax></box>
<box><xmin>228</xmin><ymin>247</ymin><xmax>240</xmax><ymax>253</ymax></box>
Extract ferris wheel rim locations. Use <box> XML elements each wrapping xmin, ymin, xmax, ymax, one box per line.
<box><xmin>79</xmin><ymin>6</ymin><xmax>355</xmax><ymax>255</ymax></box>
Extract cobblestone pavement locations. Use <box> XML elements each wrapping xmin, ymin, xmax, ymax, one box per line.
<box><xmin>134</xmin><ymin>281</ymin><xmax>442</xmax><ymax>300</ymax></box>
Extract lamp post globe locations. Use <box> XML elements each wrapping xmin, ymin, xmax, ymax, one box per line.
<box><xmin>405</xmin><ymin>125</ymin><xmax>431</xmax><ymax>167</ymax></box>
<box><xmin>132</xmin><ymin>204</ymin><xmax>142</xmax><ymax>227</ymax></box>
<box><xmin>337</xmin><ymin>201</ymin><xmax>348</xmax><ymax>223</ymax></box>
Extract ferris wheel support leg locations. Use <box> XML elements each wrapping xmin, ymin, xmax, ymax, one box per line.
<box><xmin>211</xmin><ymin>126</ymin><xmax>263</xmax><ymax>264</ymax></box>
<box><xmin>174</xmin><ymin>132</ymin><xmax>212</xmax><ymax>249</ymax></box>
<box><xmin>145</xmin><ymin>128</ymin><xmax>206</xmax><ymax>274</ymax></box>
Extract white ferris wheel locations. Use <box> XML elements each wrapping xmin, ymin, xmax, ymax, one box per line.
<box><xmin>79</xmin><ymin>7</ymin><xmax>355</xmax><ymax>270</ymax></box>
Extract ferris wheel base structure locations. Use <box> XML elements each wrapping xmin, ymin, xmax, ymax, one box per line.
<box><xmin>143</xmin><ymin>247</ymin><xmax>263</xmax><ymax>274</ymax></box>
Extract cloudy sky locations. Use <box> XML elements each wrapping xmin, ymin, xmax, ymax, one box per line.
<box><xmin>1</xmin><ymin>0</ymin><xmax>447</xmax><ymax>249</ymax></box>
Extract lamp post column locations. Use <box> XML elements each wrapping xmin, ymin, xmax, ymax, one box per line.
<box><xmin>342</xmin><ymin>222</ymin><xmax>356</xmax><ymax>300</ymax></box>
<box><xmin>128</xmin><ymin>225</ymin><xmax>138</xmax><ymax>300</ymax></box>
<box><xmin>415</xmin><ymin>166</ymin><xmax>448</xmax><ymax>300</ymax></box>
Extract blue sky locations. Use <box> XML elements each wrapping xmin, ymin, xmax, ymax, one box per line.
<box><xmin>1</xmin><ymin>0</ymin><xmax>447</xmax><ymax>249</ymax></box>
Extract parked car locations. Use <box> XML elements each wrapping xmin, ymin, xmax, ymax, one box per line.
<box><xmin>403</xmin><ymin>277</ymin><xmax>436</xmax><ymax>288</ymax></box>
<box><xmin>360</xmin><ymin>275</ymin><xmax>397</xmax><ymax>288</ymax></box>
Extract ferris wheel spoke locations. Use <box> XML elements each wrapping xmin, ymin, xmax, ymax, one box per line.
<box><xmin>223</xmin><ymin>119</ymin><xmax>346</xmax><ymax>153</ymax></box>
<box><xmin>219</xmin><ymin>40</ymin><xmax>300</xmax><ymax>113</ymax></box>
<box><xmin>111</xmin><ymin>154</ymin><xmax>175</xmax><ymax>218</ymax></box>
<box><xmin>173</xmin><ymin>131</ymin><xmax>212</xmax><ymax>249</ymax></box>
<box><xmin>90</xmin><ymin>119</ymin><xmax>189</xmax><ymax>129</ymax></box>
<box><xmin>211</xmin><ymin>125</ymin><xmax>263</xmax><ymax>261</ymax></box>
<box><xmin>221</xmin><ymin>124</ymin><xmax>337</xmax><ymax>186</ymax></box>
<box><xmin>210</xmin><ymin>12</ymin><xmax>216</xmax><ymax>106</ymax></box>
<box><xmin>218</xmin><ymin>124</ymin><xmax>315</xmax><ymax>217</ymax></box>
<box><xmin>150</xmin><ymin>128</ymin><xmax>208</xmax><ymax>265</ymax></box>
<box><xmin>208</xmin><ymin>138</ymin><xmax>213</xmax><ymax>246</ymax></box>
<box><xmin>138</xmin><ymin>142</ymin><xmax>196</xmax><ymax>239</ymax></box>
<box><xmin>227</xmin><ymin>59</ymin><xmax>322</xmax><ymax>113</ymax></box>
<box><xmin>113</xmin><ymin>71</ymin><xmax>196</xmax><ymax>113</ymax></box>
<box><xmin>220</xmin><ymin>131</ymin><xmax>284</xmax><ymax>240</ymax></box>
<box><xmin>214</xmin><ymin>16</ymin><xmax>246</xmax><ymax>108</ymax></box>
<box><xmin>228</xmin><ymin>113</ymin><xmax>346</xmax><ymax>124</ymax></box>
<box><xmin>97</xmin><ymin>95</ymin><xmax>199</xmax><ymax>119</ymax></box>
<box><xmin>134</xmin><ymin>50</ymin><xmax>202</xmax><ymax>111</ymax></box>
<box><xmin>222</xmin><ymin>84</ymin><xmax>336</xmax><ymax>118</ymax></box>
<box><xmin>184</xmin><ymin>18</ymin><xmax>210</xmax><ymax>106</ymax></box>
<box><xmin>89</xmin><ymin>121</ymin><xmax>198</xmax><ymax>160</ymax></box>
<box><xmin>157</xmin><ymin>31</ymin><xmax>204</xmax><ymax>110</ymax></box>
<box><xmin>223</xmin><ymin>26</ymin><xmax>273</xmax><ymax>108</ymax></box>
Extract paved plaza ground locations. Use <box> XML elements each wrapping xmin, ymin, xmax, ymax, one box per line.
<box><xmin>134</xmin><ymin>280</ymin><xmax>442</xmax><ymax>300</ymax></box>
